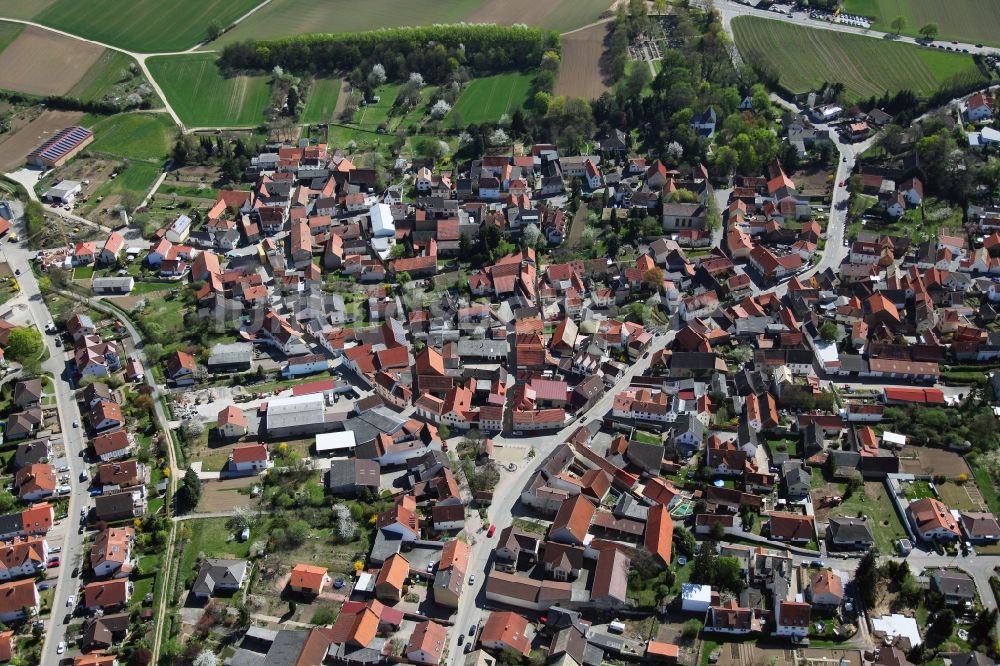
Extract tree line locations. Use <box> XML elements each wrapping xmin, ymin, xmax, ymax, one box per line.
<box><xmin>218</xmin><ymin>25</ymin><xmax>559</xmax><ymax>84</ymax></box>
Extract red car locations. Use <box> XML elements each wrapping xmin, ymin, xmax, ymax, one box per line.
<box><xmin>47</xmin><ymin>561</ymin><xmax>59</xmax><ymax>569</ymax></box>
<box><xmin>487</xmin><ymin>524</ymin><xmax>496</xmax><ymax>537</ymax></box>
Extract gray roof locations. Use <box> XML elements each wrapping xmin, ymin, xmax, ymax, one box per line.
<box><xmin>231</xmin><ymin>628</ymin><xmax>309</xmax><ymax>666</ymax></box>
<box><xmin>827</xmin><ymin>516</ymin><xmax>874</xmax><ymax>544</ymax></box>
<box><xmin>455</xmin><ymin>338</ymin><xmax>508</xmax><ymax>358</ymax></box>
<box><xmin>326</xmin><ymin>459</ymin><xmax>380</xmax><ymax>491</ymax></box>
<box><xmin>207</xmin><ymin>342</ymin><xmax>253</xmax><ymax>366</ymax></box>
<box><xmin>191</xmin><ymin>558</ymin><xmax>248</xmax><ymax>597</ymax></box>
<box><xmin>13</xmin><ymin>379</ymin><xmax>42</xmax><ymax>406</ymax></box>
<box><xmin>933</xmin><ymin>570</ymin><xmax>976</xmax><ymax>599</ymax></box>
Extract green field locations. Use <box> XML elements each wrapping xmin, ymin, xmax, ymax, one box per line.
<box><xmin>85</xmin><ymin>113</ymin><xmax>175</xmax><ymax>162</ymax></box>
<box><xmin>0</xmin><ymin>0</ymin><xmax>53</xmax><ymax>19</ymax></box>
<box><xmin>147</xmin><ymin>53</ymin><xmax>271</xmax><ymax>128</ymax></box>
<box><xmin>82</xmin><ymin>161</ymin><xmax>161</xmax><ymax>213</ymax></box>
<box><xmin>67</xmin><ymin>51</ymin><xmax>155</xmax><ymax>104</ymax></box>
<box><xmin>732</xmin><ymin>16</ymin><xmax>989</xmax><ymax>99</ymax></box>
<box><xmin>0</xmin><ymin>21</ymin><xmax>21</xmax><ymax>54</ymax></box>
<box><xmin>211</xmin><ymin>0</ymin><xmax>486</xmax><ymax>45</ymax></box>
<box><xmin>300</xmin><ymin>79</ymin><xmax>341</xmax><ymax>124</ymax></box>
<box><xmin>34</xmin><ymin>0</ymin><xmax>262</xmax><ymax>52</ymax></box>
<box><xmin>844</xmin><ymin>0</ymin><xmax>1000</xmax><ymax>48</ymax></box>
<box><xmin>451</xmin><ymin>72</ymin><xmax>533</xmax><ymax>124</ymax></box>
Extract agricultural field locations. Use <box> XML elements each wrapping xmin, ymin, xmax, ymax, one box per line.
<box><xmin>556</xmin><ymin>22</ymin><xmax>611</xmax><ymax>99</ymax></box>
<box><xmin>84</xmin><ymin>113</ymin><xmax>175</xmax><ymax>162</ymax></box>
<box><xmin>452</xmin><ymin>73</ymin><xmax>533</xmax><ymax>124</ymax></box>
<box><xmin>0</xmin><ymin>25</ymin><xmax>105</xmax><ymax>96</ymax></box>
<box><xmin>300</xmin><ymin>79</ymin><xmax>342</xmax><ymax>124</ymax></box>
<box><xmin>34</xmin><ymin>0</ymin><xmax>262</xmax><ymax>52</ymax></box>
<box><xmin>81</xmin><ymin>161</ymin><xmax>161</xmax><ymax>213</ymax></box>
<box><xmin>0</xmin><ymin>0</ymin><xmax>55</xmax><ymax>19</ymax></box>
<box><xmin>147</xmin><ymin>53</ymin><xmax>271</xmax><ymax>128</ymax></box>
<box><xmin>732</xmin><ymin>16</ymin><xmax>989</xmax><ymax>99</ymax></box>
<box><xmin>0</xmin><ymin>20</ymin><xmax>20</xmax><ymax>53</ymax></box>
<box><xmin>468</xmin><ymin>0</ymin><xmax>615</xmax><ymax>33</ymax></box>
<box><xmin>210</xmin><ymin>0</ymin><xmax>488</xmax><ymax>46</ymax></box>
<box><xmin>844</xmin><ymin>0</ymin><xmax>1000</xmax><ymax>48</ymax></box>
<box><xmin>210</xmin><ymin>0</ymin><xmax>612</xmax><ymax>46</ymax></box>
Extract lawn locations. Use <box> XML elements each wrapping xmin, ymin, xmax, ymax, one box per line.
<box><xmin>147</xmin><ymin>53</ymin><xmax>271</xmax><ymax>128</ymax></box>
<box><xmin>451</xmin><ymin>72</ymin><xmax>533</xmax><ymax>124</ymax></box>
<box><xmin>177</xmin><ymin>517</ymin><xmax>253</xmax><ymax>586</ymax></box>
<box><xmin>903</xmin><ymin>479</ymin><xmax>936</xmax><ymax>500</ymax></box>
<box><xmin>844</xmin><ymin>0</ymin><xmax>1000</xmax><ymax>48</ymax></box>
<box><xmin>0</xmin><ymin>21</ymin><xmax>22</xmax><ymax>55</ymax></box>
<box><xmin>633</xmin><ymin>430</ymin><xmax>661</xmax><ymax>446</ymax></box>
<box><xmin>732</xmin><ymin>16</ymin><xmax>989</xmax><ymax>99</ymax></box>
<box><xmin>352</xmin><ymin>83</ymin><xmax>402</xmax><ymax>130</ymax></box>
<box><xmin>68</xmin><ymin>51</ymin><xmax>154</xmax><ymax>104</ymax></box>
<box><xmin>34</xmin><ymin>0</ymin><xmax>262</xmax><ymax>52</ymax></box>
<box><xmin>85</xmin><ymin>113</ymin><xmax>175</xmax><ymax>162</ymax></box>
<box><xmin>300</xmin><ymin>78</ymin><xmax>341</xmax><ymax>124</ymax></box>
<box><xmin>81</xmin><ymin>161</ymin><xmax>161</xmax><ymax>214</ymax></box>
<box><xmin>827</xmin><ymin>481</ymin><xmax>908</xmax><ymax>554</ymax></box>
<box><xmin>208</xmin><ymin>0</ymin><xmax>489</xmax><ymax>46</ymax></box>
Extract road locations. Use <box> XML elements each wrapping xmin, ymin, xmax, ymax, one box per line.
<box><xmin>0</xmin><ymin>236</ymin><xmax>89</xmax><ymax>666</ymax></box>
<box><xmin>709</xmin><ymin>0</ymin><xmax>999</xmax><ymax>57</ymax></box>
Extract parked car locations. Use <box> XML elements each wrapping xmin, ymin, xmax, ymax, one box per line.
<box><xmin>487</xmin><ymin>524</ymin><xmax>496</xmax><ymax>537</ymax></box>
<box><xmin>469</xmin><ymin>624</ymin><xmax>477</xmax><ymax>636</ymax></box>
<box><xmin>57</xmin><ymin>642</ymin><xmax>65</xmax><ymax>655</ymax></box>
<box><xmin>72</xmin><ymin>420</ymin><xmax>79</xmax><ymax>428</ymax></box>
<box><xmin>457</xmin><ymin>635</ymin><xmax>464</xmax><ymax>646</ymax></box>
<box><xmin>66</xmin><ymin>595</ymin><xmax>74</xmax><ymax>607</ymax></box>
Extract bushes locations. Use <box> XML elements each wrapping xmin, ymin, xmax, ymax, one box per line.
<box><xmin>219</xmin><ymin>25</ymin><xmax>558</xmax><ymax>82</ymax></box>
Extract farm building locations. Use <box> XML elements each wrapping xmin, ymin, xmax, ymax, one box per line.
<box><xmin>92</xmin><ymin>277</ymin><xmax>134</xmax><ymax>295</ymax></box>
<box><xmin>28</xmin><ymin>126</ymin><xmax>93</xmax><ymax>168</ymax></box>
<box><xmin>44</xmin><ymin>180</ymin><xmax>82</xmax><ymax>204</ymax></box>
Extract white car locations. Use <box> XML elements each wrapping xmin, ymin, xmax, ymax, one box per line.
<box><xmin>66</xmin><ymin>595</ymin><xmax>74</xmax><ymax>607</ymax></box>
<box><xmin>469</xmin><ymin>574</ymin><xmax>476</xmax><ymax>585</ymax></box>
<box><xmin>57</xmin><ymin>642</ymin><xmax>65</xmax><ymax>655</ymax></box>
<box><xmin>72</xmin><ymin>420</ymin><xmax>79</xmax><ymax>428</ymax></box>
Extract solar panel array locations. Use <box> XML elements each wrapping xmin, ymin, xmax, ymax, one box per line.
<box><xmin>29</xmin><ymin>126</ymin><xmax>93</xmax><ymax>163</ymax></box>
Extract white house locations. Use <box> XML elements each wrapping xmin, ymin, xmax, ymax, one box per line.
<box><xmin>0</xmin><ymin>537</ymin><xmax>48</xmax><ymax>581</ymax></box>
<box><xmin>773</xmin><ymin>601</ymin><xmax>810</xmax><ymax>638</ymax></box>
<box><xmin>281</xmin><ymin>354</ymin><xmax>328</xmax><ymax>378</ymax></box>
<box><xmin>165</xmin><ymin>214</ymin><xmax>191</xmax><ymax>243</ymax></box>
<box><xmin>229</xmin><ymin>444</ymin><xmax>269</xmax><ymax>474</ymax></box>
<box><xmin>0</xmin><ymin>579</ymin><xmax>38</xmax><ymax>622</ymax></box>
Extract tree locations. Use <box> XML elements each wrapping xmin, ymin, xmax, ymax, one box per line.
<box><xmin>928</xmin><ymin>608</ymin><xmax>955</xmax><ymax>644</ymax></box>
<box><xmin>918</xmin><ymin>22</ymin><xmax>939</xmax><ymax>41</ymax></box>
<box><xmin>691</xmin><ymin>541</ymin><xmax>717</xmax><ymax>585</ymax></box>
<box><xmin>6</xmin><ymin>328</ymin><xmax>41</xmax><ymax>363</ymax></box>
<box><xmin>713</xmin><ymin>557</ymin><xmax>745</xmax><ymax>594</ymax></box>
<box><xmin>853</xmin><ymin>549</ymin><xmax>880</xmax><ymax>608</ymax></box>
<box><xmin>206</xmin><ymin>21</ymin><xmax>223</xmax><ymax>42</ymax></box>
<box><xmin>0</xmin><ymin>492</ymin><xmax>14</xmax><ymax>514</ymax></box>
<box><xmin>673</xmin><ymin>525</ymin><xmax>697</xmax><ymax>558</ymax></box>
<box><xmin>430</xmin><ymin>99</ymin><xmax>452</xmax><ymax>119</ymax></box>
<box><xmin>643</xmin><ymin>267</ymin><xmax>664</xmax><ymax>292</ymax></box>
<box><xmin>890</xmin><ymin>15</ymin><xmax>906</xmax><ymax>35</ymax></box>
<box><xmin>368</xmin><ymin>63</ymin><xmax>386</xmax><ymax>88</ymax></box>
<box><xmin>819</xmin><ymin>322</ymin><xmax>838</xmax><ymax>342</ymax></box>
<box><xmin>192</xmin><ymin>650</ymin><xmax>218</xmax><ymax>666</ymax></box>
<box><xmin>176</xmin><ymin>469</ymin><xmax>202</xmax><ymax>513</ymax></box>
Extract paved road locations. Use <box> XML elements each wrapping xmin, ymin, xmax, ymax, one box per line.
<box><xmin>710</xmin><ymin>0</ymin><xmax>999</xmax><ymax>57</ymax></box>
<box><xmin>0</xmin><ymin>240</ymin><xmax>90</xmax><ymax>666</ymax></box>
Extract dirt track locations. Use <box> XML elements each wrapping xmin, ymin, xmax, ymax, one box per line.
<box><xmin>555</xmin><ymin>22</ymin><xmax>611</xmax><ymax>99</ymax></box>
<box><xmin>0</xmin><ymin>109</ymin><xmax>84</xmax><ymax>171</ymax></box>
<box><xmin>0</xmin><ymin>26</ymin><xmax>104</xmax><ymax>96</ymax></box>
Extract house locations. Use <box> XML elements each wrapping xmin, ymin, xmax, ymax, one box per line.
<box><xmin>959</xmin><ymin>512</ymin><xmax>1000</xmax><ymax>543</ymax></box>
<box><xmin>12</xmin><ymin>439</ymin><xmax>49</xmax><ymax>471</ymax></box>
<box><xmin>808</xmin><ymin>570</ymin><xmax>844</xmax><ymax>608</ymax></box>
<box><xmin>94</xmin><ymin>491</ymin><xmax>145</xmax><ymax>522</ymax></box>
<box><xmin>99</xmin><ymin>232</ymin><xmax>125</xmax><ymax>265</ymax></box>
<box><xmin>781</xmin><ymin>461</ymin><xmax>811</xmax><ymax>499</ymax></box>
<box><xmin>405</xmin><ymin>620</ymin><xmax>448</xmax><ymax>665</ymax></box>
<box><xmin>80</xmin><ymin>613</ymin><xmax>130</xmax><ymax>654</ymax></box>
<box><xmin>165</xmin><ymin>351</ymin><xmax>197</xmax><ymax>385</ymax></box>
<box><xmin>0</xmin><ymin>536</ymin><xmax>48</xmax><ymax>581</ymax></box>
<box><xmin>767</xmin><ymin>512</ymin><xmax>814</xmax><ymax>543</ymax></box>
<box><xmin>708</xmin><ymin>600</ymin><xmax>760</xmax><ymax>634</ymax></box>
<box><xmin>966</xmin><ymin>92</ymin><xmax>994</xmax><ymax>122</ymax></box>
<box><xmin>97</xmin><ymin>459</ymin><xmax>146</xmax><ymax>490</ymax></box>
<box><xmin>82</xmin><ymin>578</ymin><xmax>131</xmax><ymax>612</ymax></box>
<box><xmin>4</xmin><ymin>410</ymin><xmax>41</xmax><ymax>441</ymax></box>
<box><xmin>591</xmin><ymin>547</ymin><xmax>630</xmax><ymax>610</ymax></box>
<box><xmin>88</xmin><ymin>400</ymin><xmax>123</xmax><ymax>433</ymax></box>
<box><xmin>90</xmin><ymin>527</ymin><xmax>134</xmax><ymax>578</ymax></box>
<box><xmin>14</xmin><ymin>464</ymin><xmax>55</xmax><ymax>502</ymax></box>
<box><xmin>191</xmin><ymin>559</ymin><xmax>248</xmax><ymax>599</ymax></box>
<box><xmin>480</xmin><ymin>610</ymin><xmax>531</xmax><ymax>657</ymax></box>
<box><xmin>827</xmin><ymin>516</ymin><xmax>874</xmax><ymax>550</ymax></box>
<box><xmin>289</xmin><ymin>564</ymin><xmax>330</xmax><ymax>596</ymax></box>
<box><xmin>931</xmin><ymin>569</ymin><xmax>976</xmax><ymax>607</ymax></box>
<box><xmin>900</xmin><ymin>177</ymin><xmax>923</xmax><ymax>206</ymax></box>
<box><xmin>92</xmin><ymin>430</ymin><xmax>133</xmax><ymax>462</ymax></box>
<box><xmin>0</xmin><ymin>504</ymin><xmax>53</xmax><ymax>541</ymax></box>
<box><xmin>663</xmin><ymin>203</ymin><xmax>706</xmax><ymax>231</ymax></box>
<box><xmin>0</xmin><ymin>579</ymin><xmax>38</xmax><ymax>622</ymax></box>
<box><xmin>907</xmin><ymin>497</ymin><xmax>961</xmax><ymax>541</ymax></box>
<box><xmin>12</xmin><ymin>379</ymin><xmax>42</xmax><ymax>410</ymax></box>
<box><xmin>549</xmin><ymin>494</ymin><xmax>595</xmax><ymax>545</ymax></box>
<box><xmin>375</xmin><ymin>552</ymin><xmax>410</xmax><ymax>603</ymax></box>
<box><xmin>229</xmin><ymin>444</ymin><xmax>269</xmax><ymax>473</ymax></box>
<box><xmin>66</xmin><ymin>314</ymin><xmax>97</xmax><ymax>342</ymax></box>
<box><xmin>691</xmin><ymin>107</ymin><xmax>717</xmax><ymax>138</ymax></box>
<box><xmin>216</xmin><ymin>406</ymin><xmax>248</xmax><ymax>439</ymax></box>
<box><xmin>73</xmin><ymin>242</ymin><xmax>97</xmax><ymax>266</ymax></box>
<box><xmin>681</xmin><ymin>583</ymin><xmax>713</xmax><ymax>613</ymax></box>
<box><xmin>774</xmin><ymin>600</ymin><xmax>810</xmax><ymax>638</ymax></box>
<box><xmin>433</xmin><ymin>539</ymin><xmax>469</xmax><ymax>608</ymax></box>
